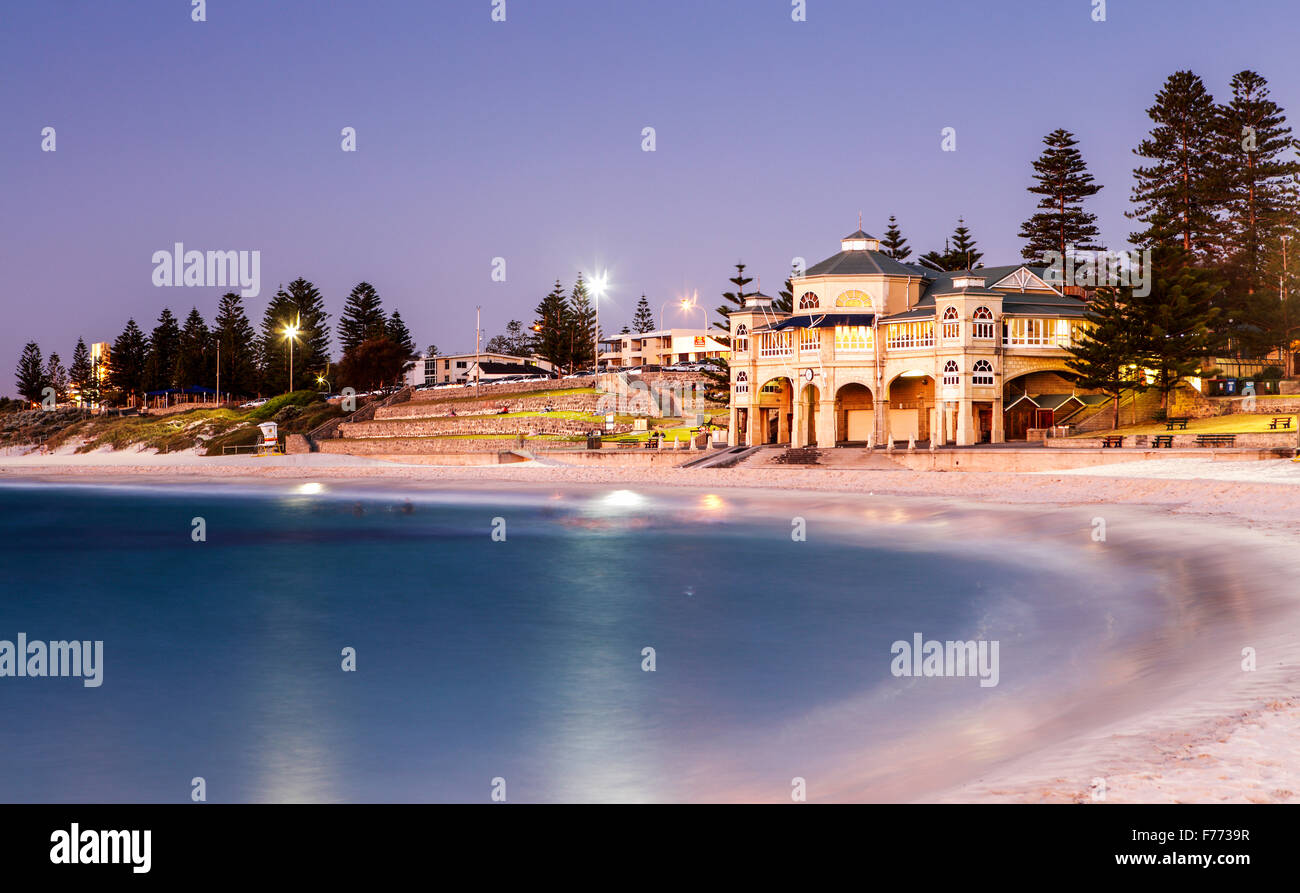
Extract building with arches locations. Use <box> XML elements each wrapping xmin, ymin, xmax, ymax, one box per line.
<box><xmin>727</xmin><ymin>228</ymin><xmax>1095</xmax><ymax>447</ymax></box>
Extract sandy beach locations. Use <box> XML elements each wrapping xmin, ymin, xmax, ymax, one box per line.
<box><xmin>4</xmin><ymin>444</ymin><xmax>1298</xmax><ymax>804</ymax></box>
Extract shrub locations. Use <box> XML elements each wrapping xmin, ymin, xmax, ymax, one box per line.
<box><xmin>248</xmin><ymin>390</ymin><xmax>321</xmax><ymax>420</ymax></box>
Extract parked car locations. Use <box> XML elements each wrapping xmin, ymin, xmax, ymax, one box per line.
<box><xmin>239</xmin><ymin>398</ymin><xmax>269</xmax><ymax>409</ymax></box>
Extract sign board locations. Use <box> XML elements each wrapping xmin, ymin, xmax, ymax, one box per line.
<box><xmin>605</xmin><ymin>412</ymin><xmax>615</xmax><ymax>432</ymax></box>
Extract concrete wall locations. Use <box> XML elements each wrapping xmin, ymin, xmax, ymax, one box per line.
<box><xmin>891</xmin><ymin>446</ymin><xmax>1289</xmax><ymax>472</ymax></box>
<box><xmin>340</xmin><ymin>415</ymin><xmax>628</xmax><ymax>439</ymax></box>
<box><xmin>408</xmin><ymin>377</ymin><xmax>572</xmax><ymax>401</ymax></box>
<box><xmin>317</xmin><ymin>437</ymin><xmax>539</xmax><ymax>455</ymax></box>
<box><xmin>541</xmin><ymin>450</ymin><xmax>694</xmax><ymax>467</ymax></box>
<box><xmin>1050</xmin><ymin>431</ymin><xmax>1298</xmax><ymax>449</ymax></box>
<box><xmin>377</xmin><ymin>392</ymin><xmax>599</xmax><ymax>420</ymax></box>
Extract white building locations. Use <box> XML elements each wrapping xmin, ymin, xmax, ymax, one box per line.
<box><xmin>406</xmin><ymin>352</ymin><xmax>556</xmax><ymax>386</ymax></box>
<box><xmin>598</xmin><ymin>328</ymin><xmax>728</xmax><ymax>368</ymax></box>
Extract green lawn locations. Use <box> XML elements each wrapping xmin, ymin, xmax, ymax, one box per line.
<box><xmin>1073</xmin><ymin>413</ymin><xmax>1297</xmax><ymax>438</ymax></box>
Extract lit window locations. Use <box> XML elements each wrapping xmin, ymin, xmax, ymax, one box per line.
<box><xmin>942</xmin><ymin>306</ymin><xmax>960</xmax><ymax>341</ymax></box>
<box><xmin>884</xmin><ymin>321</ymin><xmax>935</xmax><ymax>349</ymax></box>
<box><xmin>834</xmin><ymin>325</ymin><xmax>873</xmax><ymax>353</ymax></box>
<box><xmin>973</xmin><ymin>360</ymin><xmax>993</xmax><ymax>385</ymax></box>
<box><xmin>1003</xmin><ymin>318</ymin><xmax>1069</xmax><ymax>347</ymax></box>
<box><xmin>973</xmin><ymin>306</ymin><xmax>994</xmax><ymax>339</ymax></box>
<box><xmin>799</xmin><ymin>328</ymin><xmax>820</xmax><ymax>353</ymax></box>
<box><xmin>835</xmin><ymin>290</ymin><xmax>872</xmax><ymax>308</ymax></box>
<box><xmin>943</xmin><ymin>360</ymin><xmax>959</xmax><ymax>386</ymax></box>
<box><xmin>799</xmin><ymin>292</ymin><xmax>819</xmax><ymax>310</ymax></box>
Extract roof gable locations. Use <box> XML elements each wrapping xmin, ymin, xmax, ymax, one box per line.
<box><xmin>989</xmin><ymin>267</ymin><xmax>1057</xmax><ymax>293</ymax></box>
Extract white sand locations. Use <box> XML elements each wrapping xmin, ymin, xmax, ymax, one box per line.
<box><xmin>4</xmin><ymin>446</ymin><xmax>1299</xmax><ymax>803</ymax></box>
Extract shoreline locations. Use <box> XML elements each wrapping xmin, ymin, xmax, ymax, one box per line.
<box><xmin>3</xmin><ymin>450</ymin><xmax>1298</xmax><ymax>803</ymax></box>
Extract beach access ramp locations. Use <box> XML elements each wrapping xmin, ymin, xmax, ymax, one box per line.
<box><xmin>679</xmin><ymin>445</ymin><xmax>765</xmax><ymax>469</ymax></box>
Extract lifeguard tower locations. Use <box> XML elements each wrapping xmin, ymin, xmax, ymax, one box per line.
<box><xmin>256</xmin><ymin>421</ymin><xmax>282</xmax><ymax>456</ymax></box>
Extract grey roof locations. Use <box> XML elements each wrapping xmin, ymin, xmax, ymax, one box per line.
<box><xmin>916</xmin><ymin>265</ymin><xmax>1087</xmax><ymax>313</ymax></box>
<box><xmin>842</xmin><ymin>228</ymin><xmax>877</xmax><ymax>240</ymax></box>
<box><xmin>804</xmin><ymin>249</ymin><xmax>934</xmax><ymax>277</ymax></box>
<box><xmin>476</xmin><ymin>361</ymin><xmax>547</xmax><ymax>374</ymax></box>
<box><xmin>1004</xmin><ymin>393</ymin><xmax>1084</xmax><ymax>412</ymax></box>
<box><xmin>764</xmin><ymin>311</ymin><xmax>876</xmax><ymax>331</ymax></box>
<box><xmin>879</xmin><ymin>307</ymin><xmax>936</xmax><ymax>322</ymax></box>
<box><xmin>1001</xmin><ymin>302</ymin><xmax>1088</xmax><ymax>317</ymax></box>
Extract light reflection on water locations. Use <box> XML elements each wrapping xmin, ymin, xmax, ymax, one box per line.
<box><xmin>0</xmin><ymin>481</ymin><xmax>1292</xmax><ymax>803</ymax></box>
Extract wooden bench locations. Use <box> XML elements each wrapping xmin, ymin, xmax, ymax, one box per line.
<box><xmin>1151</xmin><ymin>435</ymin><xmax>1174</xmax><ymax>448</ymax></box>
<box><xmin>1101</xmin><ymin>436</ymin><xmax>1124</xmax><ymax>448</ymax></box>
<box><xmin>1269</xmin><ymin>416</ymin><xmax>1293</xmax><ymax>430</ymax></box>
<box><xmin>1164</xmin><ymin>417</ymin><xmax>1190</xmax><ymax>430</ymax></box>
<box><xmin>1195</xmin><ymin>434</ymin><xmax>1236</xmax><ymax>448</ymax></box>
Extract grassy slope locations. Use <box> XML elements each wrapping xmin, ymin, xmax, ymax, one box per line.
<box><xmin>32</xmin><ymin>391</ymin><xmax>344</xmax><ymax>455</ymax></box>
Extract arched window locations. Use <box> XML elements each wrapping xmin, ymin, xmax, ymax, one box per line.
<box><xmin>835</xmin><ymin>290</ymin><xmax>871</xmax><ymax>308</ymax></box>
<box><xmin>735</xmin><ymin>324</ymin><xmax>748</xmax><ymax>353</ymax></box>
<box><xmin>973</xmin><ymin>359</ymin><xmax>994</xmax><ymax>386</ymax></box>
<box><xmin>942</xmin><ymin>360</ymin><xmax>959</xmax><ymax>386</ymax></box>
<box><xmin>942</xmin><ymin>306</ymin><xmax>960</xmax><ymax>340</ymax></box>
<box><xmin>798</xmin><ymin>292</ymin><xmax>819</xmax><ymax>310</ymax></box>
<box><xmin>734</xmin><ymin>370</ymin><xmax>749</xmax><ymax>394</ymax></box>
<box><xmin>973</xmin><ymin>306</ymin><xmax>994</xmax><ymax>340</ymax></box>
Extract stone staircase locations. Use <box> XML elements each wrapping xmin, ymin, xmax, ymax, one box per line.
<box><xmin>772</xmin><ymin>446</ymin><xmax>823</xmax><ymax>465</ymax></box>
<box><xmin>307</xmin><ymin>381</ymin><xmax>635</xmax><ymax>456</ymax></box>
<box><xmin>1069</xmin><ymin>389</ymin><xmax>1163</xmax><ymax>433</ymax></box>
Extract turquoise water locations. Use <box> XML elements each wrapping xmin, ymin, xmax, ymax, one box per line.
<box><xmin>0</xmin><ymin>480</ymin><xmax>1268</xmax><ymax>802</ymax></box>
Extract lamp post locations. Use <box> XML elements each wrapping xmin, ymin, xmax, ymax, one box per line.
<box><xmin>282</xmin><ymin>318</ymin><xmax>300</xmax><ymax>393</ymax></box>
<box><xmin>679</xmin><ymin>294</ymin><xmax>707</xmax><ymax>363</ymax></box>
<box><xmin>589</xmin><ymin>273</ymin><xmax>608</xmax><ymax>373</ymax></box>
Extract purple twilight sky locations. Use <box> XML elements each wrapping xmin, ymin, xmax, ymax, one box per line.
<box><xmin>4</xmin><ymin>0</ymin><xmax>1300</xmax><ymax>396</ymax></box>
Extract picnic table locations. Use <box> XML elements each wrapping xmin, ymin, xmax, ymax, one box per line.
<box><xmin>1269</xmin><ymin>416</ymin><xmax>1293</xmax><ymax>430</ymax></box>
<box><xmin>1101</xmin><ymin>435</ymin><xmax>1124</xmax><ymax>448</ymax></box>
<box><xmin>1164</xmin><ymin>417</ymin><xmax>1190</xmax><ymax>430</ymax></box>
<box><xmin>1195</xmin><ymin>434</ymin><xmax>1236</xmax><ymax>448</ymax></box>
<box><xmin>1152</xmin><ymin>435</ymin><xmax>1174</xmax><ymax>448</ymax></box>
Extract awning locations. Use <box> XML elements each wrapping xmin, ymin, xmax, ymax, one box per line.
<box><xmin>758</xmin><ymin>311</ymin><xmax>876</xmax><ymax>332</ymax></box>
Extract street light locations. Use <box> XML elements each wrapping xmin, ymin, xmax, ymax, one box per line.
<box><xmin>589</xmin><ymin>272</ymin><xmax>608</xmax><ymax>372</ymax></box>
<box><xmin>282</xmin><ymin>317</ymin><xmax>300</xmax><ymax>393</ymax></box>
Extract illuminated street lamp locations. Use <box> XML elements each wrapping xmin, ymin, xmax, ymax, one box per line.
<box><xmin>282</xmin><ymin>317</ymin><xmax>300</xmax><ymax>393</ymax></box>
<box><xmin>589</xmin><ymin>272</ymin><xmax>608</xmax><ymax>372</ymax></box>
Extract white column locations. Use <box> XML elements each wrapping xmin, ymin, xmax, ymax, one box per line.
<box><xmin>956</xmin><ymin>399</ymin><xmax>972</xmax><ymax>446</ymax></box>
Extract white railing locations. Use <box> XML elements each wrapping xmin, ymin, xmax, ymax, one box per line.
<box><xmin>759</xmin><ymin>332</ymin><xmax>794</xmax><ymax>358</ymax></box>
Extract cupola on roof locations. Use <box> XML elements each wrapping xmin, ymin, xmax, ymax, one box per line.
<box><xmin>841</xmin><ymin>228</ymin><xmax>880</xmax><ymax>252</ymax></box>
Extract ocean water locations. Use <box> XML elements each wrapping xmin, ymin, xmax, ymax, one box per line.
<box><xmin>0</xmin><ymin>480</ymin><xmax>1286</xmax><ymax>803</ymax></box>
